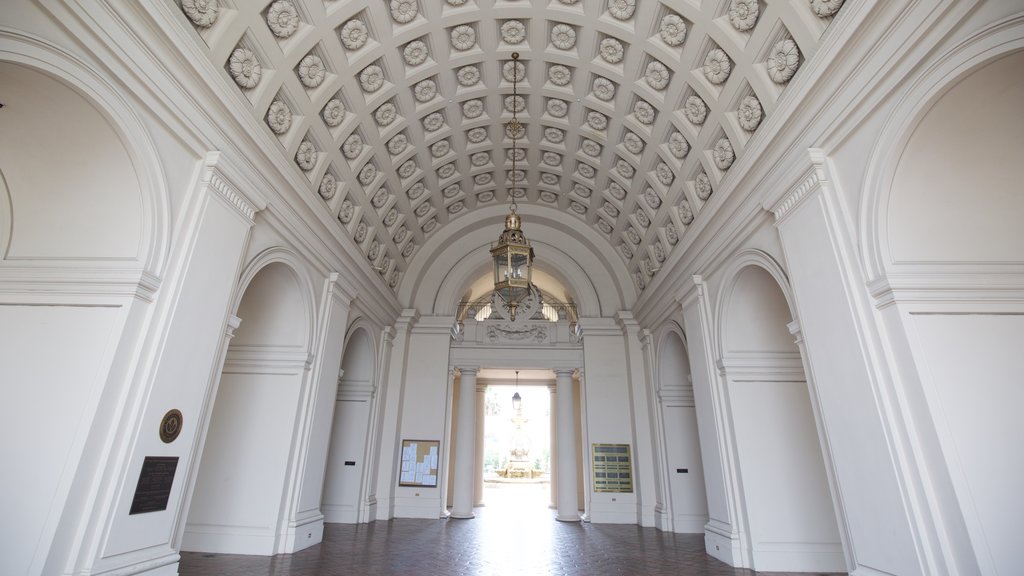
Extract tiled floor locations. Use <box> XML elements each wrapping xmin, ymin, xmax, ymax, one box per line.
<box><xmin>180</xmin><ymin>484</ymin><xmax>841</xmax><ymax>576</ymax></box>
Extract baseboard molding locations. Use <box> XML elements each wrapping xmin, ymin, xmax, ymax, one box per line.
<box><xmin>181</xmin><ymin>523</ymin><xmax>275</xmax><ymax>555</ymax></box>
<box><xmin>705</xmin><ymin>528</ymin><xmax>746</xmax><ymax>568</ymax></box>
<box><xmin>323</xmin><ymin>503</ymin><xmax>359</xmax><ymax>524</ymax></box>
<box><xmin>672</xmin><ymin>514</ymin><xmax>707</xmax><ymax>534</ymax></box>
<box><xmin>751</xmin><ymin>541</ymin><xmax>846</xmax><ymax>572</ymax></box>
<box><xmin>587</xmin><ymin>501</ymin><xmax>639</xmax><ymax>524</ymax></box>
<box><xmin>392</xmin><ymin>496</ymin><xmax>443</xmax><ymax>519</ymax></box>
<box><xmin>280</xmin><ymin>514</ymin><xmax>323</xmax><ymax>553</ymax></box>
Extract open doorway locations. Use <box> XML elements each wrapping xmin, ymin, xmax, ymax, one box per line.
<box><xmin>482</xmin><ymin>384</ymin><xmax>551</xmax><ymax>511</ymax></box>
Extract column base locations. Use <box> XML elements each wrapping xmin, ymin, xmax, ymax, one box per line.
<box><xmin>449</xmin><ymin>512</ymin><xmax>476</xmax><ymax>519</ymax></box>
<box><xmin>555</xmin><ymin>513</ymin><xmax>580</xmax><ymax>522</ymax></box>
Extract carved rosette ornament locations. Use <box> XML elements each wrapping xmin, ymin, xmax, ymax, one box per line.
<box><xmin>573</xmin><ymin>184</ymin><xmax>592</xmax><ymax>198</ymax></box>
<box><xmin>541</xmin><ymin>173</ymin><xmax>559</xmax><ymax>185</ymax></box>
<box><xmin>355</xmin><ymin>221</ymin><xmax>368</xmax><ymax>242</ymax></box>
<box><xmin>669</xmin><ymin>131</ymin><xmax>690</xmax><ymax>158</ymax></box>
<box><xmin>446</xmin><ymin>0</ymin><xmax>467</xmax><ymax>5</ymax></box>
<box><xmin>229</xmin><ymin>47</ymin><xmax>261</xmax><ymax>89</ymax></box>
<box><xmin>656</xmin><ymin>162</ymin><xmax>675</xmax><ymax>185</ymax></box>
<box><xmin>422</xmin><ymin>218</ymin><xmax>437</xmax><ymax>233</ymax></box>
<box><xmin>728</xmin><ymin>0</ymin><xmax>759</xmax><ymax>32</ymax></box>
<box><xmin>810</xmin><ymin>0</ymin><xmax>845</xmax><ymax>17</ymax></box>
<box><xmin>471</xmin><ymin>152</ymin><xmax>490</xmax><ymax>166</ymax></box>
<box><xmin>626</xmin><ymin>226</ymin><xmax>641</xmax><ymax>244</ymax></box>
<box><xmin>548</xmin><ymin>64</ymin><xmax>572</xmax><ymax>86</ymax></box>
<box><xmin>543</xmin><ymin>152</ymin><xmax>562</xmax><ymax>166</ymax></box>
<box><xmin>358</xmin><ymin>163</ymin><xmax>377</xmax><ymax>186</ymax></box>
<box><xmin>407</xmin><ymin>182</ymin><xmax>425</xmax><ymax>199</ymax></box>
<box><xmin>608</xmin><ymin>182</ymin><xmax>626</xmax><ymax>200</ymax></box>
<box><xmin>403</xmin><ymin>40</ymin><xmax>428</xmax><ymax>66</ymax></box>
<box><xmin>295</xmin><ymin>140</ymin><xmax>316</xmax><ymax>171</ymax></box>
<box><xmin>390</xmin><ymin>0</ymin><xmax>418</xmax><ymax>23</ymax></box>
<box><xmin>339</xmin><ymin>199</ymin><xmax>354</xmax><ymax>223</ymax></box>
<box><xmin>608</xmin><ymin>0</ymin><xmax>636</xmax><ymax>20</ymax></box>
<box><xmin>713</xmin><ymin>138</ymin><xmax>735</xmax><ymax>170</ymax></box>
<box><xmin>587</xmin><ymin>111</ymin><xmax>608</xmax><ymax>131</ymax></box>
<box><xmin>547</xmin><ymin>99</ymin><xmax>568</xmax><ymax>118</ymax></box>
<box><xmin>266</xmin><ymin>100</ymin><xmax>291</xmax><ymax>134</ymax></box>
<box><xmin>695</xmin><ymin>172</ymin><xmax>712</xmax><ymax>200</ymax></box>
<box><xmin>323</xmin><ymin>99</ymin><xmax>345</xmax><ymax>127</ymax></box>
<box><xmin>503</xmin><ymin>61</ymin><xmax>526</xmax><ymax>83</ymax></box>
<box><xmin>593</xmin><ymin>77</ymin><xmax>616</xmax><ymax>101</ymax></box>
<box><xmin>660</xmin><ymin>14</ymin><xmax>687</xmax><ymax>46</ymax></box>
<box><xmin>506</xmin><ymin>120</ymin><xmax>525</xmax><ymax>140</ymax></box>
<box><xmin>635</xmin><ymin>208</ymin><xmax>650</xmax><ymax>228</ymax></box>
<box><xmin>384</xmin><ymin>208</ymin><xmax>398</xmax><ymax>226</ymax></box>
<box><xmin>603</xmin><ymin>202</ymin><xmax>620</xmax><ymax>217</ymax></box>
<box><xmin>623</xmin><ymin>131</ymin><xmax>645</xmax><ymax>155</ymax></box>
<box><xmin>616</xmin><ymin>159</ymin><xmax>635</xmax><ymax>178</ymax></box>
<box><xmin>634</xmin><ymin>100</ymin><xmax>656</xmax><ymax>125</ymax></box>
<box><xmin>388</xmin><ymin>134</ymin><xmax>408</xmax><ymax>155</ymax></box>
<box><xmin>374</xmin><ymin>102</ymin><xmax>396</xmax><ymax>126</ymax></box>
<box><xmin>402</xmin><ymin>242</ymin><xmax>415</xmax><ymax>258</ymax></box>
<box><xmin>597</xmin><ymin>219</ymin><xmax>613</xmax><ymax>234</ymax></box>
<box><xmin>398</xmin><ymin>160</ymin><xmax>417</xmax><ymax>179</ymax></box>
<box><xmin>666</xmin><ymin>223</ymin><xmax>679</xmax><ymax>243</ymax></box>
<box><xmin>645</xmin><ymin>187</ymin><xmax>662</xmax><ymax>209</ymax></box>
<box><xmin>578</xmin><ymin>163</ymin><xmax>596</xmax><ymax>179</ymax></box>
<box><xmin>415</xmin><ymin>202</ymin><xmax>432</xmax><ymax>217</ymax></box>
<box><xmin>340</xmin><ymin>19</ymin><xmax>368</xmax><ymax>50</ymax></box>
<box><xmin>551</xmin><ymin>24</ymin><xmax>577</xmax><ymax>50</ymax></box>
<box><xmin>738</xmin><ymin>95</ymin><xmax>763</xmax><ymax>131</ymax></box>
<box><xmin>432</xmin><ymin>140</ymin><xmax>452</xmax><ymax>159</ymax></box>
<box><xmin>504</xmin><ymin>95</ymin><xmax>525</xmax><ymax>113</ymax></box>
<box><xmin>467</xmin><ymin>127</ymin><xmax>488</xmax><ymax>143</ymax></box>
<box><xmin>342</xmin><ymin>134</ymin><xmax>363</xmax><ymax>159</ymax></box>
<box><xmin>544</xmin><ymin>127</ymin><xmax>564</xmax><ymax>144</ymax></box>
<box><xmin>501</xmin><ymin>20</ymin><xmax>526</xmax><ymax>44</ymax></box>
<box><xmin>422</xmin><ymin>112</ymin><xmax>443</xmax><ymax>133</ymax></box>
<box><xmin>413</xmin><ymin>78</ymin><xmax>437</xmax><ymax>102</ymax></box>
<box><xmin>462</xmin><ymin>99</ymin><xmax>484</xmax><ymax>119</ymax></box>
<box><xmin>267</xmin><ymin>1</ymin><xmax>299</xmax><ymax>38</ymax></box>
<box><xmin>679</xmin><ymin>200</ymin><xmax>693</xmax><ymax>224</ymax></box>
<box><xmin>458</xmin><ymin>65</ymin><xmax>481</xmax><ymax>86</ymax></box>
<box><xmin>767</xmin><ymin>38</ymin><xmax>800</xmax><ymax>83</ymax></box>
<box><xmin>581</xmin><ymin>139</ymin><xmax>601</xmax><ymax>157</ymax></box>
<box><xmin>475</xmin><ymin>174</ymin><xmax>493</xmax><ymax>186</ymax></box>
<box><xmin>451</xmin><ymin>25</ymin><xmax>476</xmax><ymax>50</ymax></box>
<box><xmin>359</xmin><ymin>64</ymin><xmax>384</xmax><ymax>92</ymax></box>
<box><xmin>182</xmin><ymin>0</ymin><xmax>218</xmax><ymax>28</ymax></box>
<box><xmin>570</xmin><ymin>201</ymin><xmax>587</xmax><ymax>214</ymax></box>
<box><xmin>319</xmin><ymin>173</ymin><xmax>337</xmax><ymax>200</ymax></box>
<box><xmin>297</xmin><ymin>54</ymin><xmax>326</xmax><ymax>88</ymax></box>
<box><xmin>600</xmin><ymin>38</ymin><xmax>625</xmax><ymax>64</ymax></box>
<box><xmin>645</xmin><ymin>61</ymin><xmax>671</xmax><ymax>90</ymax></box>
<box><xmin>621</xmin><ymin>243</ymin><xmax>634</xmax><ymax>259</ymax></box>
<box><xmin>372</xmin><ymin>188</ymin><xmax>390</xmax><ymax>209</ymax></box>
<box><xmin>703</xmin><ymin>48</ymin><xmax>732</xmax><ymax>84</ymax></box>
<box><xmin>654</xmin><ymin>242</ymin><xmax>665</xmax><ymax>262</ymax></box>
<box><xmin>684</xmin><ymin>95</ymin><xmax>707</xmax><ymax>125</ymax></box>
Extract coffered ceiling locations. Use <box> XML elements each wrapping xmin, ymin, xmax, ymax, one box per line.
<box><xmin>175</xmin><ymin>0</ymin><xmax>843</xmax><ymax>294</ymax></box>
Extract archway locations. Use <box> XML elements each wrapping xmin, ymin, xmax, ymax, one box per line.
<box><xmin>720</xmin><ymin>264</ymin><xmax>843</xmax><ymax>572</ymax></box>
<box><xmin>656</xmin><ymin>329</ymin><xmax>708</xmax><ymax>533</ymax></box>
<box><xmin>322</xmin><ymin>325</ymin><xmax>377</xmax><ymax>523</ymax></box>
<box><xmin>184</xmin><ymin>261</ymin><xmax>312</xmax><ymax>555</ymax></box>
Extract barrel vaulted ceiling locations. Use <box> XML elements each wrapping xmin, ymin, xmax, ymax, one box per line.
<box><xmin>175</xmin><ymin>0</ymin><xmax>844</xmax><ymax>294</ymax></box>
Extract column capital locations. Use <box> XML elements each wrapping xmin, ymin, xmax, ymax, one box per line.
<box><xmin>639</xmin><ymin>328</ymin><xmax>654</xmax><ymax>349</ymax></box>
<box><xmin>457</xmin><ymin>366</ymin><xmax>480</xmax><ymax>376</ymax></box>
<box><xmin>225</xmin><ymin>314</ymin><xmax>242</xmax><ymax>339</ymax></box>
<box><xmin>552</xmin><ymin>368</ymin><xmax>576</xmax><ymax>377</ymax></box>
<box><xmin>324</xmin><ymin>271</ymin><xmax>359</xmax><ymax>306</ymax></box>
<box><xmin>202</xmin><ymin>151</ymin><xmax>268</xmax><ymax>223</ymax></box>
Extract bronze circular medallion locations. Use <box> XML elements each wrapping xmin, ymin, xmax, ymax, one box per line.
<box><xmin>159</xmin><ymin>409</ymin><xmax>183</xmax><ymax>444</ymax></box>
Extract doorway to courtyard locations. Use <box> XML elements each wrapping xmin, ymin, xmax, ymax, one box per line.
<box><xmin>482</xmin><ymin>383</ymin><xmax>551</xmax><ymax>512</ymax></box>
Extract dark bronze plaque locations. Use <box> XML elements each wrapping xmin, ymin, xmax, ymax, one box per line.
<box><xmin>159</xmin><ymin>409</ymin><xmax>183</xmax><ymax>443</ymax></box>
<box><xmin>129</xmin><ymin>456</ymin><xmax>178</xmax><ymax>515</ymax></box>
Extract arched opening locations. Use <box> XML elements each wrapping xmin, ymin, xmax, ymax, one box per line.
<box><xmin>184</xmin><ymin>261</ymin><xmax>312</xmax><ymax>555</ymax></box>
<box><xmin>656</xmin><ymin>330</ymin><xmax>708</xmax><ymax>533</ymax></box>
<box><xmin>721</xmin><ymin>265</ymin><xmax>843</xmax><ymax>572</ymax></box>
<box><xmin>322</xmin><ymin>326</ymin><xmax>377</xmax><ymax>524</ymax></box>
<box><xmin>883</xmin><ymin>50</ymin><xmax>1024</xmax><ymax>576</ymax></box>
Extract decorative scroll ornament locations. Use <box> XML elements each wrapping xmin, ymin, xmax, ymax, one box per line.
<box><xmin>548</xmin><ymin>64</ymin><xmax>572</xmax><ymax>86</ymax></box>
<box><xmin>728</xmin><ymin>0</ymin><xmax>759</xmax><ymax>32</ymax></box>
<box><xmin>388</xmin><ymin>134</ymin><xmax>408</xmax><ymax>155</ymax></box>
<box><xmin>462</xmin><ymin>99</ymin><xmax>484</xmax><ymax>119</ymax></box>
<box><xmin>645</xmin><ymin>187</ymin><xmax>662</xmax><ymax>209</ymax></box>
<box><xmin>738</xmin><ymin>95</ymin><xmax>763</xmax><ymax>131</ymax></box>
<box><xmin>229</xmin><ymin>47</ymin><xmax>261</xmax><ymax>89</ymax></box>
<box><xmin>608</xmin><ymin>0</ymin><xmax>636</xmax><ymax>20</ymax></box>
<box><xmin>551</xmin><ymin>24</ymin><xmax>577</xmax><ymax>50</ymax></box>
<box><xmin>600</xmin><ymin>38</ymin><xmax>624</xmax><ymax>64</ymax></box>
<box><xmin>645</xmin><ymin>61</ymin><xmax>670</xmax><ymax>90</ymax></box>
<box><xmin>390</xmin><ymin>0</ymin><xmax>418</xmax><ymax>23</ymax></box>
<box><xmin>695</xmin><ymin>172</ymin><xmax>712</xmax><ymax>200</ymax></box>
<box><xmin>660</xmin><ymin>14</ymin><xmax>687</xmax><ymax>46</ymax></box>
<box><xmin>342</xmin><ymin>134</ymin><xmax>363</xmax><ymax>159</ymax></box>
<box><xmin>267</xmin><ymin>1</ymin><xmax>299</xmax><ymax>38</ymax></box>
<box><xmin>451</xmin><ymin>25</ymin><xmax>476</xmax><ymax>50</ymax></box>
<box><xmin>587</xmin><ymin>111</ymin><xmax>608</xmax><ymax>131</ymax></box>
<box><xmin>669</xmin><ymin>131</ymin><xmax>690</xmax><ymax>158</ymax></box>
<box><xmin>547</xmin><ymin>99</ymin><xmax>568</xmax><ymax>118</ymax></box>
<box><xmin>374</xmin><ymin>102</ymin><xmax>396</xmax><ymax>126</ymax></box>
<box><xmin>679</xmin><ymin>200</ymin><xmax>693</xmax><ymax>224</ymax></box>
<box><xmin>339</xmin><ymin>199</ymin><xmax>354</xmax><ymax>223</ymax></box>
<box><xmin>767</xmin><ymin>38</ymin><xmax>800</xmax><ymax>83</ymax></box>
<box><xmin>623</xmin><ymin>131</ymin><xmax>645</xmax><ymax>154</ymax></box>
<box><xmin>713</xmin><ymin>138</ymin><xmax>735</xmax><ymax>170</ymax></box>
<box><xmin>503</xmin><ymin>60</ymin><xmax>525</xmax><ymax>83</ymax></box>
<box><xmin>656</xmin><ymin>162</ymin><xmax>675</xmax><ymax>185</ymax></box>
<box><xmin>810</xmin><ymin>0</ymin><xmax>845</xmax><ymax>17</ymax></box>
<box><xmin>266</xmin><ymin>100</ymin><xmax>292</xmax><ymax>134</ymax></box>
<box><xmin>358</xmin><ymin>163</ymin><xmax>377</xmax><ymax>185</ymax></box>
<box><xmin>182</xmin><ymin>0</ymin><xmax>218</xmax><ymax>28</ymax></box>
<box><xmin>634</xmin><ymin>100</ymin><xmax>656</xmax><ymax>125</ymax></box>
<box><xmin>298</xmin><ymin>54</ymin><xmax>326</xmax><ymax>88</ymax></box>
<box><xmin>458</xmin><ymin>65</ymin><xmax>481</xmax><ymax>86</ymax></box>
<box><xmin>359</xmin><ymin>64</ymin><xmax>384</xmax><ymax>92</ymax></box>
<box><xmin>295</xmin><ymin>140</ymin><xmax>316</xmax><ymax>171</ymax></box>
<box><xmin>403</xmin><ymin>40</ymin><xmax>428</xmax><ymax>66</ymax></box>
<box><xmin>593</xmin><ymin>77</ymin><xmax>616</xmax><ymax>101</ymax></box>
<box><xmin>703</xmin><ymin>48</ymin><xmax>732</xmax><ymax>84</ymax></box>
<box><xmin>413</xmin><ymin>78</ymin><xmax>437</xmax><ymax>102</ymax></box>
<box><xmin>501</xmin><ymin>20</ymin><xmax>526</xmax><ymax>44</ymax></box>
<box><xmin>684</xmin><ymin>95</ymin><xmax>707</xmax><ymax>125</ymax></box>
<box><xmin>319</xmin><ymin>173</ymin><xmax>337</xmax><ymax>200</ymax></box>
<box><xmin>486</xmin><ymin>323</ymin><xmax>548</xmax><ymax>344</ymax></box>
<box><xmin>616</xmin><ymin>159</ymin><xmax>635</xmax><ymax>178</ymax></box>
<box><xmin>666</xmin><ymin>222</ymin><xmax>679</xmax><ymax>243</ymax></box>
<box><xmin>340</xmin><ymin>19</ymin><xmax>368</xmax><ymax>50</ymax></box>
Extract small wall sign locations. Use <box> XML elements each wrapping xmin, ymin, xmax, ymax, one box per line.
<box><xmin>129</xmin><ymin>456</ymin><xmax>178</xmax><ymax>515</ymax></box>
<box><xmin>159</xmin><ymin>409</ymin><xmax>183</xmax><ymax>444</ymax></box>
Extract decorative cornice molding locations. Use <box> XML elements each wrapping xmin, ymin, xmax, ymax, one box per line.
<box><xmin>0</xmin><ymin>265</ymin><xmax>161</xmax><ymax>303</ymax></box>
<box><xmin>202</xmin><ymin>152</ymin><xmax>266</xmax><ymax>223</ymax></box>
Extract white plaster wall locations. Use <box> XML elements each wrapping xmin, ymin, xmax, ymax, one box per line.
<box><xmin>661</xmin><ymin>406</ymin><xmax>708</xmax><ymax>533</ymax></box>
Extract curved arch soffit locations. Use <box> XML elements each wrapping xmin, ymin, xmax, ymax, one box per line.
<box><xmin>713</xmin><ymin>249</ymin><xmax>796</xmax><ymax>362</ymax></box>
<box><xmin>0</xmin><ymin>28</ymin><xmax>170</xmax><ymax>274</ymax></box>
<box><xmin>402</xmin><ymin>203</ymin><xmax>633</xmax><ymax>316</ymax></box>
<box><xmin>860</xmin><ymin>19</ymin><xmax>1024</xmax><ymax>280</ymax></box>
<box><xmin>233</xmin><ymin>247</ymin><xmax>318</xmax><ymax>352</ymax></box>
<box><xmin>341</xmin><ymin>321</ymin><xmax>378</xmax><ymax>386</ymax></box>
<box><xmin>655</xmin><ymin>321</ymin><xmax>690</xmax><ymax>391</ymax></box>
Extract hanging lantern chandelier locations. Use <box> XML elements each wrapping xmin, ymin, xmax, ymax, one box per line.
<box><xmin>491</xmin><ymin>52</ymin><xmax>534</xmax><ymax>321</ymax></box>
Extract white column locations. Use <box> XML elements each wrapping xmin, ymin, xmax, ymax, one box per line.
<box><xmin>549</xmin><ymin>384</ymin><xmax>557</xmax><ymax>509</ymax></box>
<box><xmin>474</xmin><ymin>384</ymin><xmax>487</xmax><ymax>507</ymax></box>
<box><xmin>555</xmin><ymin>368</ymin><xmax>580</xmax><ymax>522</ymax></box>
<box><xmin>450</xmin><ymin>367</ymin><xmax>479</xmax><ymax>518</ymax></box>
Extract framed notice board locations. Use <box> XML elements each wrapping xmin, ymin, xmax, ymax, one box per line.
<box><xmin>399</xmin><ymin>439</ymin><xmax>439</xmax><ymax>487</ymax></box>
<box><xmin>592</xmin><ymin>443</ymin><xmax>633</xmax><ymax>493</ymax></box>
